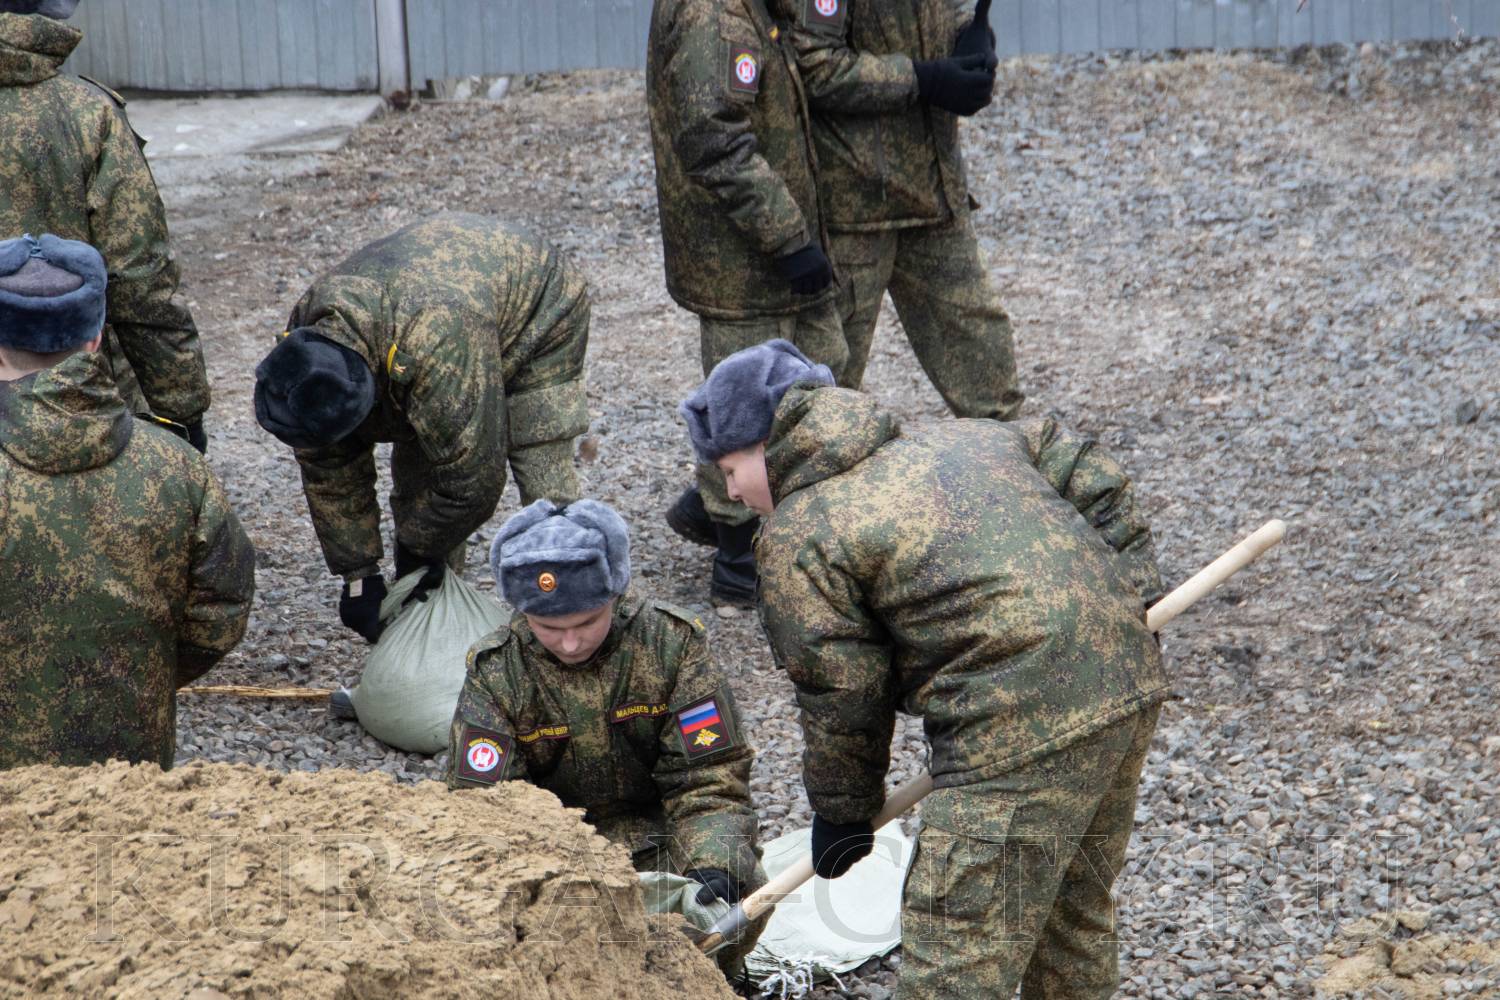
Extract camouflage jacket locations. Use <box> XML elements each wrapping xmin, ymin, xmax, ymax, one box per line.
<box><xmin>287</xmin><ymin>214</ymin><xmax>591</xmax><ymax>581</ymax></box>
<box><xmin>0</xmin><ymin>13</ymin><xmax>210</xmax><ymax>423</ymax></box>
<box><xmin>447</xmin><ymin>594</ymin><xmax>760</xmax><ymax>886</ymax></box>
<box><xmin>0</xmin><ymin>352</ymin><xmax>255</xmax><ymax>770</ymax></box>
<box><xmin>756</xmin><ymin>386</ymin><xmax>1168</xmax><ymax>824</ymax></box>
<box><xmin>648</xmin><ymin>0</ymin><xmax>835</xmax><ymax>319</ymax></box>
<box><xmin>770</xmin><ymin>0</ymin><xmax>976</xmax><ymax>231</ymax></box>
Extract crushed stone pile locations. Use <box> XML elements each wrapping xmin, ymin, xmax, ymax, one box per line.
<box><xmin>0</xmin><ymin>762</ymin><xmax>734</xmax><ymax>1000</ymax></box>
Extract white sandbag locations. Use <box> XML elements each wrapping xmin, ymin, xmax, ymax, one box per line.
<box><xmin>745</xmin><ymin>824</ymin><xmax>911</xmax><ymax>991</ymax></box>
<box><xmin>349</xmin><ymin>568</ymin><xmax>509</xmax><ymax>754</ymax></box>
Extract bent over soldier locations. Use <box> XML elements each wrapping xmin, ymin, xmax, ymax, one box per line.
<box><xmin>253</xmin><ymin>214</ymin><xmax>590</xmax><ymax>645</ymax></box>
<box><xmin>681</xmin><ymin>341</ymin><xmax>1166</xmax><ymax>1000</ymax></box>
<box><xmin>772</xmin><ymin>0</ymin><xmax>1024</xmax><ymax>420</ymax></box>
<box><xmin>648</xmin><ymin>0</ymin><xmax>851</xmax><ymax>606</ymax></box>
<box><xmin>0</xmin><ymin>1</ymin><xmax>212</xmax><ymax>447</ymax></box>
<box><xmin>0</xmin><ymin>235</ymin><xmax>254</xmax><ymax>770</ymax></box>
<box><xmin>447</xmin><ymin>499</ymin><xmax>766</xmax><ymax>976</ymax></box>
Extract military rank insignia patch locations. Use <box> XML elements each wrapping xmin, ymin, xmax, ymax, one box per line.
<box><xmin>456</xmin><ymin>724</ymin><xmax>512</xmax><ymax>785</ymax></box>
<box><xmin>806</xmin><ymin>0</ymin><xmax>845</xmax><ymax>29</ymax></box>
<box><xmin>729</xmin><ymin>48</ymin><xmax>761</xmax><ymax>94</ymax></box>
<box><xmin>675</xmin><ymin>696</ymin><xmax>736</xmax><ymax>758</ymax></box>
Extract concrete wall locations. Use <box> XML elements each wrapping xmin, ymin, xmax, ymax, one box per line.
<box><xmin>61</xmin><ymin>0</ymin><xmax>1495</xmax><ymax>93</ymax></box>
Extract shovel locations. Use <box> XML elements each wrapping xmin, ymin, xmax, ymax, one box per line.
<box><xmin>698</xmin><ymin>518</ymin><xmax>1287</xmax><ymax>954</ymax></box>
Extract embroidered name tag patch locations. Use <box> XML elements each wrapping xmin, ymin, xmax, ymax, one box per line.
<box><xmin>516</xmin><ymin>723</ymin><xmax>570</xmax><ymax>744</ymax></box>
<box><xmin>806</xmin><ymin>0</ymin><xmax>845</xmax><ymax>29</ymax></box>
<box><xmin>730</xmin><ymin>48</ymin><xmax>760</xmax><ymax>94</ymax></box>
<box><xmin>675</xmin><ymin>696</ymin><xmax>736</xmax><ymax>758</ymax></box>
<box><xmin>610</xmin><ymin>702</ymin><xmax>670</xmax><ymax>725</ymax></box>
<box><xmin>456</xmin><ymin>724</ymin><xmax>512</xmax><ymax>785</ymax></box>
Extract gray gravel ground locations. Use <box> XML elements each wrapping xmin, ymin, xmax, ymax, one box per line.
<box><xmin>164</xmin><ymin>39</ymin><xmax>1497</xmax><ymax>999</ymax></box>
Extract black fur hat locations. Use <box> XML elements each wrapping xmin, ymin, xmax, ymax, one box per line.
<box><xmin>0</xmin><ymin>234</ymin><xmax>107</xmax><ymax>353</ymax></box>
<box><xmin>253</xmin><ymin>328</ymin><xmax>375</xmax><ymax>449</ymax></box>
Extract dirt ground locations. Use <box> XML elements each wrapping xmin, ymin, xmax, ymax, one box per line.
<box><xmin>152</xmin><ymin>41</ymin><xmax>1497</xmax><ymax>999</ymax></box>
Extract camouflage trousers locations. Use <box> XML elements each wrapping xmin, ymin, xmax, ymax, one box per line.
<box><xmin>695</xmin><ymin>300</ymin><xmax>850</xmax><ymax>526</ymax></box>
<box><xmin>831</xmin><ymin>209</ymin><xmax>1024</xmax><ymax>421</ymax></box>
<box><xmin>631</xmin><ymin>835</ymin><xmax>770</xmax><ymax>979</ymax></box>
<box><xmin>900</xmin><ymin>705</ymin><xmax>1160</xmax><ymax>1000</ymax></box>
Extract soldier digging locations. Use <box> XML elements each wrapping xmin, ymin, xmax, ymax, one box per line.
<box><xmin>680</xmin><ymin>340</ymin><xmax>1167</xmax><ymax>1000</ymax></box>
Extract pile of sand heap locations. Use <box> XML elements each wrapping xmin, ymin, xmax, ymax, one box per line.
<box><xmin>0</xmin><ymin>761</ymin><xmax>735</xmax><ymax>1000</ymax></box>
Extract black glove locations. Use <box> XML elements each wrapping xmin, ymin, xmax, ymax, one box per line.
<box><xmin>394</xmin><ymin>539</ymin><xmax>445</xmax><ymax>603</ymax></box>
<box><xmin>914</xmin><ymin>52</ymin><xmax>995</xmax><ymax>117</ymax></box>
<box><xmin>953</xmin><ymin>0</ymin><xmax>998</xmax><ymax>64</ymax></box>
<box><xmin>339</xmin><ymin>574</ymin><xmax>388</xmax><ymax>644</ymax></box>
<box><xmin>811</xmin><ymin>815</ymin><xmax>875</xmax><ymax>880</ymax></box>
<box><xmin>773</xmin><ymin>242</ymin><xmax>834</xmax><ymax>296</ymax></box>
<box><xmin>185</xmin><ymin>419</ymin><xmax>208</xmax><ymax>454</ymax></box>
<box><xmin>683</xmin><ymin>867</ymin><xmax>742</xmax><ymax>906</ymax></box>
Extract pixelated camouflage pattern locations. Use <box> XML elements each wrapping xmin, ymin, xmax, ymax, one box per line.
<box><xmin>0</xmin><ymin>13</ymin><xmax>210</xmax><ymax>423</ymax></box>
<box><xmin>754</xmin><ymin>385</ymin><xmax>1166</xmax><ymax>824</ymax></box>
<box><xmin>0</xmin><ymin>351</ymin><xmax>255</xmax><ymax>770</ymax></box>
<box><xmin>648</xmin><ymin>0</ymin><xmax>836</xmax><ymax>319</ymax></box>
<box><xmin>695</xmin><ymin>299</ymin><xmax>849</xmax><ymax>525</ymax></box>
<box><xmin>447</xmin><ymin>593</ymin><xmax>763</xmax><ymax>892</ymax></box>
<box><xmin>831</xmin><ymin>210</ymin><xmax>1022</xmax><ymax>418</ymax></box>
<box><xmin>285</xmin><ymin>214</ymin><xmax>590</xmax><ymax>580</ymax></box>
<box><xmin>901</xmin><ymin>706</ymin><xmax>1159</xmax><ymax>999</ymax></box>
<box><xmin>769</xmin><ymin>0</ymin><xmax>977</xmax><ymax>230</ymax></box>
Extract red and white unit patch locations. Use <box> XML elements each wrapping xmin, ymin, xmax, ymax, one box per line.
<box><xmin>730</xmin><ymin>48</ymin><xmax>761</xmax><ymax>94</ymax></box>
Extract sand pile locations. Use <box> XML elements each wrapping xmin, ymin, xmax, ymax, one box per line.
<box><xmin>0</xmin><ymin>762</ymin><xmax>734</xmax><ymax>1000</ymax></box>
<box><xmin>1315</xmin><ymin>912</ymin><xmax>1500</xmax><ymax>999</ymax></box>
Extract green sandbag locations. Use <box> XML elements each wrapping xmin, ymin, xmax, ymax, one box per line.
<box><xmin>638</xmin><ymin>871</ymin><xmax>733</xmax><ymax>936</ymax></box>
<box><xmin>349</xmin><ymin>568</ymin><xmax>509</xmax><ymax>754</ymax></box>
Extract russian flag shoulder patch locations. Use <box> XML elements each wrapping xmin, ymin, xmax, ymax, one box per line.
<box><xmin>674</xmin><ymin>695</ymin><xmax>736</xmax><ymax>759</ymax></box>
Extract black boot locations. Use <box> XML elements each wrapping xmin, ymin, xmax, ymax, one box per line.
<box><xmin>666</xmin><ymin>485</ymin><xmax>716</xmax><ymax>548</ymax></box>
<box><xmin>711</xmin><ymin>519</ymin><xmax>759</xmax><ymax>608</ymax></box>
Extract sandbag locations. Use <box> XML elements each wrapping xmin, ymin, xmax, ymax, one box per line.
<box><xmin>744</xmin><ymin>825</ymin><xmax>911</xmax><ymax>988</ymax></box>
<box><xmin>639</xmin><ymin>870</ymin><xmax>734</xmax><ymax>937</ymax></box>
<box><xmin>349</xmin><ymin>568</ymin><xmax>509</xmax><ymax>753</ymax></box>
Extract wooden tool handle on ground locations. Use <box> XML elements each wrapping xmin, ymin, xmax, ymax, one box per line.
<box><xmin>697</xmin><ymin>519</ymin><xmax>1287</xmax><ymax>954</ymax></box>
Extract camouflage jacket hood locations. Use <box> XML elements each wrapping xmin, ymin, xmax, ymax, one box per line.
<box><xmin>766</xmin><ymin>384</ymin><xmax>900</xmax><ymax>502</ymax></box>
<box><xmin>0</xmin><ymin>352</ymin><xmax>132</xmax><ymax>474</ymax></box>
<box><xmin>0</xmin><ymin>13</ymin><xmax>79</xmax><ymax>87</ymax></box>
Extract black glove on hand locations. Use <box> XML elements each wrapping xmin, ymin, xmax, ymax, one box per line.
<box><xmin>339</xmin><ymin>574</ymin><xmax>388</xmax><ymax>644</ymax></box>
<box><xmin>914</xmin><ymin>52</ymin><xmax>995</xmax><ymax>117</ymax></box>
<box><xmin>684</xmin><ymin>867</ymin><xmax>742</xmax><ymax>906</ymax></box>
<box><xmin>811</xmin><ymin>815</ymin><xmax>875</xmax><ymax>880</ymax></box>
<box><xmin>394</xmin><ymin>539</ymin><xmax>445</xmax><ymax>603</ymax></box>
<box><xmin>953</xmin><ymin>0</ymin><xmax>997</xmax><ymax>64</ymax></box>
<box><xmin>185</xmin><ymin>419</ymin><xmax>208</xmax><ymax>454</ymax></box>
<box><xmin>774</xmin><ymin>242</ymin><xmax>834</xmax><ymax>296</ymax></box>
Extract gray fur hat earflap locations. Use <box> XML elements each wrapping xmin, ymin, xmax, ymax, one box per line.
<box><xmin>678</xmin><ymin>339</ymin><xmax>835</xmax><ymax>462</ymax></box>
<box><xmin>492</xmin><ymin>499</ymin><xmax>631</xmax><ymax>617</ymax></box>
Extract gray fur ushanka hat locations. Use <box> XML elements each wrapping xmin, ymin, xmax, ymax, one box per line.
<box><xmin>492</xmin><ymin>499</ymin><xmax>631</xmax><ymax>617</ymax></box>
<box><xmin>678</xmin><ymin>338</ymin><xmax>835</xmax><ymax>462</ymax></box>
<box><xmin>0</xmin><ymin>234</ymin><xmax>107</xmax><ymax>353</ymax></box>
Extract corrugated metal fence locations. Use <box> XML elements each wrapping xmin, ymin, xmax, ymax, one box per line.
<box><xmin>63</xmin><ymin>0</ymin><xmax>1495</xmax><ymax>93</ymax></box>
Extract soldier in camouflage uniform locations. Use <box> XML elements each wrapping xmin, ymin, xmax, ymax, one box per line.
<box><xmin>253</xmin><ymin>214</ymin><xmax>590</xmax><ymax>645</ymax></box>
<box><xmin>0</xmin><ymin>2</ymin><xmax>212</xmax><ymax>449</ymax></box>
<box><xmin>680</xmin><ymin>341</ymin><xmax>1166</xmax><ymax>999</ymax></box>
<box><xmin>648</xmin><ymin>0</ymin><xmax>852</xmax><ymax>606</ymax></box>
<box><xmin>771</xmin><ymin>0</ymin><xmax>1024</xmax><ymax>421</ymax></box>
<box><xmin>447</xmin><ymin>499</ymin><xmax>766</xmax><ymax>975</ymax></box>
<box><xmin>0</xmin><ymin>234</ymin><xmax>255</xmax><ymax>771</ymax></box>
